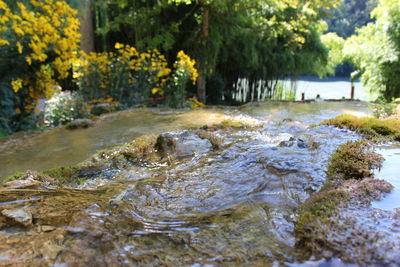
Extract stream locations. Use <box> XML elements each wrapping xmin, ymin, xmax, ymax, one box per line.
<box><xmin>0</xmin><ymin>101</ymin><xmax>398</xmax><ymax>266</ymax></box>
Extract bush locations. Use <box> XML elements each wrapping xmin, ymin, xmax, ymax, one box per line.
<box><xmin>0</xmin><ymin>0</ymin><xmax>80</xmax><ymax>115</ymax></box>
<box><xmin>0</xmin><ymin>0</ymin><xmax>80</xmax><ymax>134</ymax></box>
<box><xmin>166</xmin><ymin>51</ymin><xmax>198</xmax><ymax>108</ymax></box>
<box><xmin>78</xmin><ymin>46</ymin><xmax>198</xmax><ymax>109</ymax></box>
<box><xmin>78</xmin><ymin>44</ymin><xmax>171</xmax><ymax>106</ymax></box>
<box><xmin>43</xmin><ymin>91</ymin><xmax>89</xmax><ymax>127</ymax></box>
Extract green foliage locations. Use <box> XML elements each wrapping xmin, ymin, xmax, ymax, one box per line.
<box><xmin>0</xmin><ymin>127</ymin><xmax>7</xmax><ymax>138</ymax></box>
<box><xmin>325</xmin><ymin>0</ymin><xmax>378</xmax><ymax>38</ymax></box>
<box><xmin>0</xmin><ymin>82</ymin><xmax>16</xmax><ymax>134</ymax></box>
<box><xmin>318</xmin><ymin>33</ymin><xmax>345</xmax><ymax>76</ymax></box>
<box><xmin>372</xmin><ymin>100</ymin><xmax>397</xmax><ymax>119</ymax></box>
<box><xmin>43</xmin><ymin>91</ymin><xmax>89</xmax><ymax>127</ymax></box>
<box><xmin>344</xmin><ymin>0</ymin><xmax>400</xmax><ymax>101</ymax></box>
<box><xmin>272</xmin><ymin>82</ymin><xmax>296</xmax><ymax>100</ymax></box>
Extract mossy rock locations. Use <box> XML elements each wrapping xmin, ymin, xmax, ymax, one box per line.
<box><xmin>85</xmin><ymin>134</ymin><xmax>159</xmax><ymax>169</ymax></box>
<box><xmin>295</xmin><ymin>188</ymin><xmax>349</xmax><ymax>256</ymax></box>
<box><xmin>370</xmin><ymin>124</ymin><xmax>396</xmax><ymax>136</ymax></box>
<box><xmin>326</xmin><ymin>140</ymin><xmax>384</xmax><ymax>182</ymax></box>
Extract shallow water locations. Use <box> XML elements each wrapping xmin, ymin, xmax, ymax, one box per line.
<box><xmin>0</xmin><ymin>101</ymin><xmax>377</xmax><ymax>265</ymax></box>
<box><xmin>0</xmin><ymin>109</ymin><xmax>229</xmax><ymax>179</ymax></box>
<box><xmin>0</xmin><ymin>102</ymin><xmax>371</xmax><ymax>180</ymax></box>
<box><xmin>372</xmin><ymin>144</ymin><xmax>400</xmax><ymax>210</ymax></box>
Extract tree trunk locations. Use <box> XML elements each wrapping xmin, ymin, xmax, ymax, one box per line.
<box><xmin>196</xmin><ymin>2</ymin><xmax>210</xmax><ymax>104</ymax></box>
<box><xmin>80</xmin><ymin>0</ymin><xmax>95</xmax><ymax>53</ymax></box>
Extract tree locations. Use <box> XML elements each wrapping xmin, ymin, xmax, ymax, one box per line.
<box><xmin>344</xmin><ymin>0</ymin><xmax>400</xmax><ymax>100</ymax></box>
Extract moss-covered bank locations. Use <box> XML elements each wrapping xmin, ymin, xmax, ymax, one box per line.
<box><xmin>295</xmin><ymin>140</ymin><xmax>394</xmax><ymax>264</ymax></box>
<box><xmin>320</xmin><ymin>114</ymin><xmax>400</xmax><ymax>141</ymax></box>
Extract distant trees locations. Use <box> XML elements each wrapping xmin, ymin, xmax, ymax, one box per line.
<box><xmin>325</xmin><ymin>0</ymin><xmax>378</xmax><ymax>38</ymax></box>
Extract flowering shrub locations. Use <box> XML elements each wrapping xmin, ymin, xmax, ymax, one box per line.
<box><xmin>0</xmin><ymin>0</ymin><xmax>80</xmax><ymax>114</ymax></box>
<box><xmin>44</xmin><ymin>91</ymin><xmax>89</xmax><ymax>127</ymax></box>
<box><xmin>166</xmin><ymin>51</ymin><xmax>198</xmax><ymax>108</ymax></box>
<box><xmin>78</xmin><ymin>43</ymin><xmax>171</xmax><ymax>106</ymax></box>
<box><xmin>78</xmin><ymin>45</ymin><xmax>198</xmax><ymax>108</ymax></box>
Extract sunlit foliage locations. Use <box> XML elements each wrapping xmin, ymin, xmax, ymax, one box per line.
<box><xmin>344</xmin><ymin>0</ymin><xmax>400</xmax><ymax>100</ymax></box>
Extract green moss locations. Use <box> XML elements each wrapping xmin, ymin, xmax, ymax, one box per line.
<box><xmin>42</xmin><ymin>166</ymin><xmax>82</xmax><ymax>185</ymax></box>
<box><xmin>295</xmin><ymin>188</ymin><xmax>349</xmax><ymax>256</ymax></box>
<box><xmin>2</xmin><ymin>171</ymin><xmax>26</xmax><ymax>184</ymax></box>
<box><xmin>326</xmin><ymin>140</ymin><xmax>384</xmax><ymax>182</ymax></box>
<box><xmin>320</xmin><ymin>114</ymin><xmax>400</xmax><ymax>140</ymax></box>
<box><xmin>218</xmin><ymin>119</ymin><xmax>253</xmax><ymax>129</ymax></box>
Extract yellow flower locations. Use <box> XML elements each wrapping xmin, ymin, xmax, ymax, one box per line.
<box><xmin>26</xmin><ymin>56</ymin><xmax>32</xmax><ymax>65</ymax></box>
<box><xmin>152</xmin><ymin>88</ymin><xmax>160</xmax><ymax>95</ymax></box>
<box><xmin>16</xmin><ymin>42</ymin><xmax>23</xmax><ymax>54</ymax></box>
<box><xmin>11</xmin><ymin>79</ymin><xmax>23</xmax><ymax>93</ymax></box>
<box><xmin>0</xmin><ymin>39</ymin><xmax>9</xmax><ymax>46</ymax></box>
<box><xmin>115</xmin><ymin>42</ymin><xmax>123</xmax><ymax>49</ymax></box>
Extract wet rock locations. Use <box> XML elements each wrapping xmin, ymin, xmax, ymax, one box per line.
<box><xmin>279</xmin><ymin>140</ymin><xmax>294</xmax><ymax>147</ymax></box>
<box><xmin>40</xmin><ymin>241</ymin><xmax>63</xmax><ymax>261</ymax></box>
<box><xmin>157</xmin><ymin>131</ymin><xmax>212</xmax><ymax>159</ymax></box>
<box><xmin>2</xmin><ymin>177</ymin><xmax>41</xmax><ymax>189</ymax></box>
<box><xmin>39</xmin><ymin>225</ymin><xmax>56</xmax><ymax>232</ymax></box>
<box><xmin>296</xmin><ymin>139</ymin><xmax>309</xmax><ymax>149</ymax></box>
<box><xmin>1</xmin><ymin>208</ymin><xmax>32</xmax><ymax>227</ymax></box>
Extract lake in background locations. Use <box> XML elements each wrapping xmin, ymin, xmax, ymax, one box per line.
<box><xmin>282</xmin><ymin>76</ymin><xmax>376</xmax><ymax>101</ymax></box>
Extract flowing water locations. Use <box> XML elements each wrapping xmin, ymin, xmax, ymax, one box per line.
<box><xmin>1</xmin><ymin>101</ymin><xmax>393</xmax><ymax>266</ymax></box>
